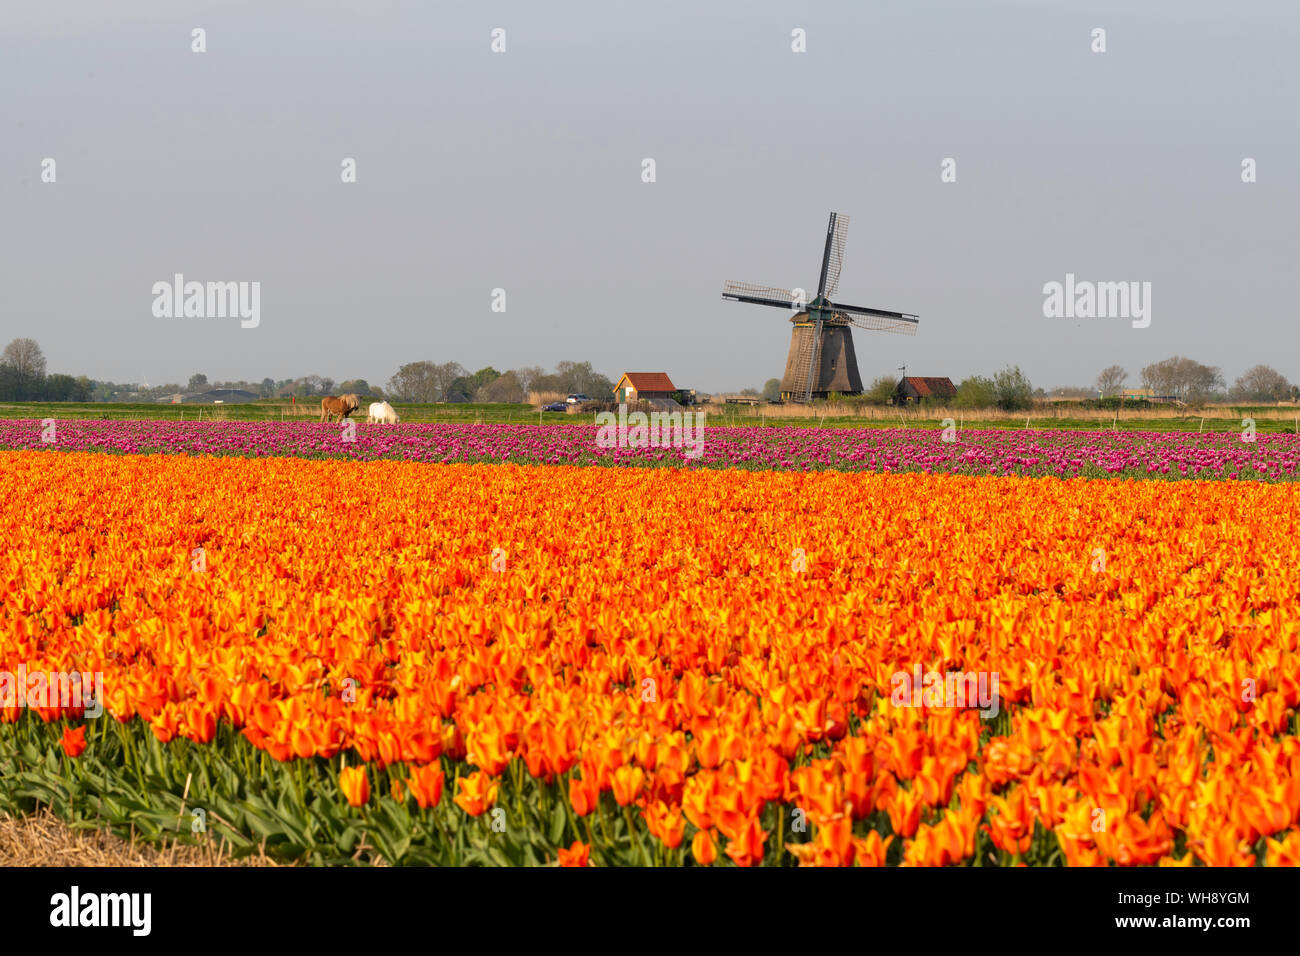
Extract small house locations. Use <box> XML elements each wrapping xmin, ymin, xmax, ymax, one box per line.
<box><xmin>614</xmin><ymin>372</ymin><xmax>677</xmax><ymax>403</ymax></box>
<box><xmin>894</xmin><ymin>376</ymin><xmax>957</xmax><ymax>404</ymax></box>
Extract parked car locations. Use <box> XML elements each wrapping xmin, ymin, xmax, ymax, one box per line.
<box><xmin>566</xmin><ymin>394</ymin><xmax>591</xmax><ymax>404</ymax></box>
<box><xmin>542</xmin><ymin>402</ymin><xmax>568</xmax><ymax>412</ymax></box>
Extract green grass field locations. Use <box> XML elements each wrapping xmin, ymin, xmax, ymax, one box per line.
<box><xmin>1</xmin><ymin>400</ymin><xmax>1298</xmax><ymax>434</ymax></box>
<box><xmin>0</xmin><ymin>401</ymin><xmax>537</xmax><ymax>424</ymax></box>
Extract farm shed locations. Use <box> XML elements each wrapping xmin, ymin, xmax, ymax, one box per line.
<box><xmin>614</xmin><ymin>372</ymin><xmax>677</xmax><ymax>404</ymax></box>
<box><xmin>894</xmin><ymin>376</ymin><xmax>957</xmax><ymax>404</ymax></box>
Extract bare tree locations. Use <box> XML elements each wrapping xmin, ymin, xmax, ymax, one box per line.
<box><xmin>386</xmin><ymin>361</ymin><xmax>466</xmax><ymax>402</ymax></box>
<box><xmin>476</xmin><ymin>370</ymin><xmax>525</xmax><ymax>403</ymax></box>
<box><xmin>513</xmin><ymin>366</ymin><xmax>545</xmax><ymax>397</ymax></box>
<box><xmin>430</xmin><ymin>361</ymin><xmax>467</xmax><ymax>400</ymax></box>
<box><xmin>386</xmin><ymin>362</ymin><xmax>435</xmax><ymax>401</ymax></box>
<box><xmin>553</xmin><ymin>360</ymin><xmax>614</xmax><ymax>397</ymax></box>
<box><xmin>1232</xmin><ymin>365</ymin><xmax>1292</xmax><ymax>402</ymax></box>
<box><xmin>1141</xmin><ymin>356</ymin><xmax>1224</xmax><ymax>404</ymax></box>
<box><xmin>1095</xmin><ymin>365</ymin><xmax>1127</xmax><ymax>398</ymax></box>
<box><xmin>2</xmin><ymin>338</ymin><xmax>46</xmax><ymax>380</ymax></box>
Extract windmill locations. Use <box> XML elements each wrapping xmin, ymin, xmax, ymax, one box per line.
<box><xmin>722</xmin><ymin>212</ymin><xmax>919</xmax><ymax>402</ymax></box>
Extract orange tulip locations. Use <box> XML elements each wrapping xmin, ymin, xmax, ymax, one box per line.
<box><xmin>150</xmin><ymin>704</ymin><xmax>180</xmax><ymax>745</ymax></box>
<box><xmin>853</xmin><ymin>830</ymin><xmax>893</xmax><ymax>867</ymax></box>
<box><xmin>886</xmin><ymin>785</ymin><xmax>925</xmax><ymax>839</ymax></box>
<box><xmin>1237</xmin><ymin>785</ymin><xmax>1293</xmax><ymax>841</ymax></box>
<box><xmin>611</xmin><ymin>765</ymin><xmax>646</xmax><ymax>807</ymax></box>
<box><xmin>692</xmin><ymin>828</ymin><xmax>718</xmax><ymax>866</ymax></box>
<box><xmin>1100</xmin><ymin>811</ymin><xmax>1173</xmax><ymax>866</ymax></box>
<box><xmin>985</xmin><ymin>789</ymin><xmax>1034</xmax><ymax>857</ymax></box>
<box><xmin>812</xmin><ymin>818</ymin><xmax>854</xmax><ymax>867</ymax></box>
<box><xmin>643</xmin><ymin>801</ymin><xmax>686</xmax><ymax>849</ymax></box>
<box><xmin>339</xmin><ymin>766</ymin><xmax>370</xmax><ymax>807</ymax></box>
<box><xmin>723</xmin><ymin>816</ymin><xmax>768</xmax><ymax>867</ymax></box>
<box><xmin>454</xmin><ymin>770</ymin><xmax>499</xmax><ymax>817</ymax></box>
<box><xmin>406</xmin><ymin>764</ymin><xmax>445</xmax><ymax>809</ymax></box>
<box><xmin>569</xmin><ymin>769</ymin><xmax>600</xmax><ymax>817</ymax></box>
<box><xmin>1190</xmin><ymin>828</ymin><xmax>1256</xmax><ymax>867</ymax></box>
<box><xmin>60</xmin><ymin>725</ymin><xmax>87</xmax><ymax>758</ymax></box>
<box><xmin>557</xmin><ymin>841</ymin><xmax>590</xmax><ymax>867</ymax></box>
<box><xmin>1266</xmin><ymin>831</ymin><xmax>1300</xmax><ymax>866</ymax></box>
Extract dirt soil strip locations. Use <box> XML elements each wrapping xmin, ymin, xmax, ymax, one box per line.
<box><xmin>0</xmin><ymin>809</ymin><xmax>286</xmax><ymax>866</ymax></box>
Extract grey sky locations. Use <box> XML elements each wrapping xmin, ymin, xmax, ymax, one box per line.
<box><xmin>2</xmin><ymin>0</ymin><xmax>1296</xmax><ymax>393</ymax></box>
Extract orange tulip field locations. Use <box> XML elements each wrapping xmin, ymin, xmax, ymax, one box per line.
<box><xmin>1</xmin><ymin>448</ymin><xmax>1297</xmax><ymax>866</ymax></box>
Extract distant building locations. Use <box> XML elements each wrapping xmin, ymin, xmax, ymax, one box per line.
<box><xmin>894</xmin><ymin>376</ymin><xmax>957</xmax><ymax>404</ymax></box>
<box><xmin>614</xmin><ymin>372</ymin><xmax>678</xmax><ymax>403</ymax></box>
<box><xmin>1117</xmin><ymin>388</ymin><xmax>1180</xmax><ymax>403</ymax></box>
<box><xmin>181</xmin><ymin>388</ymin><xmax>259</xmax><ymax>404</ymax></box>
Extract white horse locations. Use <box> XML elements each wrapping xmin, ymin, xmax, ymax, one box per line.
<box><xmin>367</xmin><ymin>401</ymin><xmax>399</xmax><ymax>424</ymax></box>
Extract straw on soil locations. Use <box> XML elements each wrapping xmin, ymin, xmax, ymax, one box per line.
<box><xmin>0</xmin><ymin>808</ymin><xmax>285</xmax><ymax>867</ymax></box>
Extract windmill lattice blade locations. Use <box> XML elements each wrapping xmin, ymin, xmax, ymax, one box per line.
<box><xmin>839</xmin><ymin>311</ymin><xmax>918</xmax><ymax>336</ymax></box>
<box><xmin>721</xmin><ymin>281</ymin><xmax>806</xmax><ymax>310</ymax></box>
<box><xmin>822</xmin><ymin>213</ymin><xmax>850</xmax><ymax>300</ymax></box>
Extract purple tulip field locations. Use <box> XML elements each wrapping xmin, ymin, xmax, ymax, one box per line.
<box><xmin>4</xmin><ymin>419</ymin><xmax>1299</xmax><ymax>480</ymax></box>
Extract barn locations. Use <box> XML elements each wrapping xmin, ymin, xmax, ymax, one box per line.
<box><xmin>613</xmin><ymin>372</ymin><xmax>677</xmax><ymax>403</ymax></box>
<box><xmin>894</xmin><ymin>376</ymin><xmax>957</xmax><ymax>404</ymax></box>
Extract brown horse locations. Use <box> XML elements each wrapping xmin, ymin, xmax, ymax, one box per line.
<box><xmin>320</xmin><ymin>393</ymin><xmax>360</xmax><ymax>422</ymax></box>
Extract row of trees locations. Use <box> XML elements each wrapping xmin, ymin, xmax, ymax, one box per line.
<box><xmin>741</xmin><ymin>367</ymin><xmax>1038</xmax><ymax>410</ymax></box>
<box><xmin>177</xmin><ymin>374</ymin><xmax>379</xmax><ymax>399</ymax></box>
<box><xmin>79</xmin><ymin>374</ymin><xmax>380</xmax><ymax>403</ymax></box>
<box><xmin>8</xmin><ymin>333</ymin><xmax>1297</xmax><ymax>409</ymax></box>
<box><xmin>0</xmin><ymin>339</ymin><xmax>620</xmax><ymax>406</ymax></box>
<box><xmin>1096</xmin><ymin>359</ymin><xmax>1297</xmax><ymax>404</ymax></box>
<box><xmin>853</xmin><ymin>366</ymin><xmax>1036</xmax><ymax>411</ymax></box>
<box><xmin>0</xmin><ymin>338</ymin><xmax>93</xmax><ymax>402</ymax></box>
<box><xmin>385</xmin><ymin>360</ymin><xmax>614</xmax><ymax>403</ymax></box>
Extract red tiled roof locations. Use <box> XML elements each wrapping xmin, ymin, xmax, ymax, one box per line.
<box><xmin>901</xmin><ymin>376</ymin><xmax>956</xmax><ymax>398</ymax></box>
<box><xmin>618</xmin><ymin>372</ymin><xmax>677</xmax><ymax>392</ymax></box>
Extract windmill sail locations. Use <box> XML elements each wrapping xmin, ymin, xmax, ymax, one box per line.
<box><xmin>834</xmin><ymin>310</ymin><xmax>918</xmax><ymax>336</ymax></box>
<box><xmin>822</xmin><ymin>214</ymin><xmax>849</xmax><ymax>300</ymax></box>
<box><xmin>721</xmin><ymin>281</ymin><xmax>807</xmax><ymax>311</ymax></box>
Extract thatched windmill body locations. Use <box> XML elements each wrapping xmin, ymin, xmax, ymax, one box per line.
<box><xmin>722</xmin><ymin>212</ymin><xmax>919</xmax><ymax>402</ymax></box>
